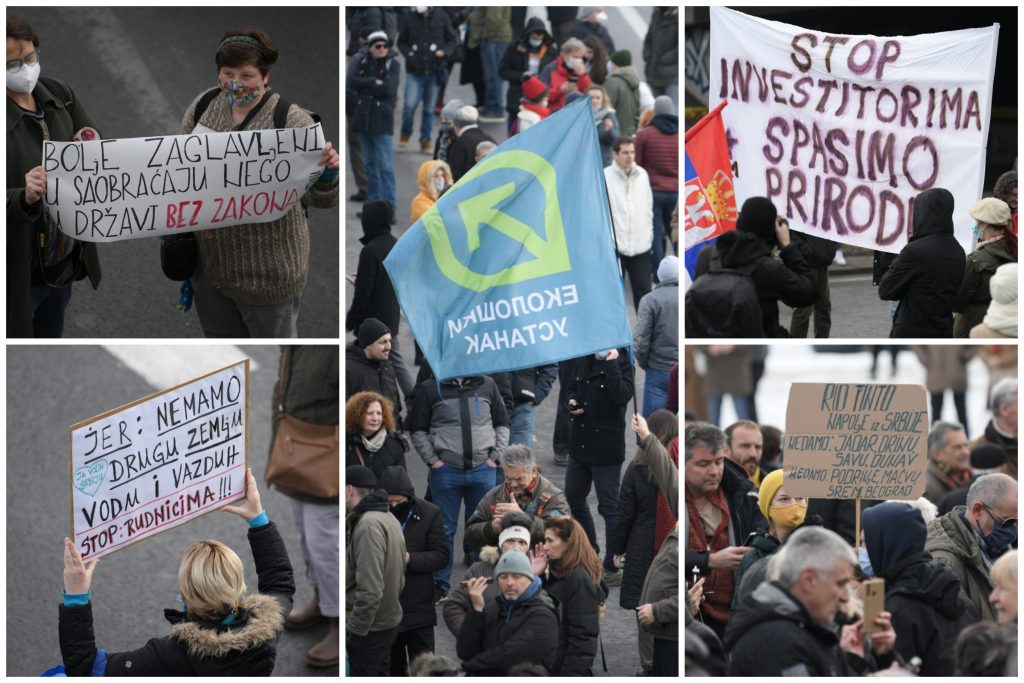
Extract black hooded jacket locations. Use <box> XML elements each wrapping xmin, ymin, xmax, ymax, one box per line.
<box><xmin>878</xmin><ymin>188</ymin><xmax>966</xmax><ymax>337</ymax></box>
<box><xmin>391</xmin><ymin>492</ymin><xmax>450</xmax><ymax>631</ymax></box>
<box><xmin>346</xmin><ymin>200</ymin><xmax>400</xmax><ymax>335</ymax></box>
<box><xmin>498</xmin><ymin>17</ymin><xmax>557</xmax><ymax>115</ymax></box>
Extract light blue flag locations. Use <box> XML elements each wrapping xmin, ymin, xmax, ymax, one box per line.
<box><xmin>384</xmin><ymin>97</ymin><xmax>632</xmax><ymax>381</ymax></box>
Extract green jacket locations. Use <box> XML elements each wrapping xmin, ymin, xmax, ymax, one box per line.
<box><xmin>7</xmin><ymin>78</ymin><xmax>101</xmax><ymax>337</ymax></box>
<box><xmin>924</xmin><ymin>507</ymin><xmax>997</xmax><ymax>622</ymax></box>
<box><xmin>346</xmin><ymin>491</ymin><xmax>407</xmax><ymax>636</ymax></box>
<box><xmin>952</xmin><ymin>238</ymin><xmax>1015</xmax><ymax>338</ymax></box>
<box><xmin>604</xmin><ymin>68</ymin><xmax>641</xmax><ymax>137</ymax></box>
<box><xmin>467</xmin><ymin>7</ymin><xmax>512</xmax><ymax>47</ymax></box>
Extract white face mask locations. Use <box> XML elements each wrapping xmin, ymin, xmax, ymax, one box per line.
<box><xmin>595</xmin><ymin>11</ymin><xmax>609</xmax><ymax>22</ymax></box>
<box><xmin>7</xmin><ymin>61</ymin><xmax>40</xmax><ymax>94</ymax></box>
<box><xmin>415</xmin><ymin>5</ymin><xmax>429</xmax><ymax>13</ymax></box>
<box><xmin>434</xmin><ymin>178</ymin><xmax>445</xmax><ymax>191</ymax></box>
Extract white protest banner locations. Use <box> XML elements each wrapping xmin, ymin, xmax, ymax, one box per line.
<box><xmin>784</xmin><ymin>382</ymin><xmax>929</xmax><ymax>500</ymax></box>
<box><xmin>709</xmin><ymin>8</ymin><xmax>998</xmax><ymax>253</ymax></box>
<box><xmin>69</xmin><ymin>360</ymin><xmax>249</xmax><ymax>560</ymax></box>
<box><xmin>42</xmin><ymin>124</ymin><xmax>325</xmax><ymax>242</ymax></box>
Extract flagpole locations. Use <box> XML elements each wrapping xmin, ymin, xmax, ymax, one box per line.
<box><xmin>600</xmin><ymin>179</ymin><xmax>639</xmax><ymax>418</ymax></box>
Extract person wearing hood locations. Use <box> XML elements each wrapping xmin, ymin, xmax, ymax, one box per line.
<box><xmin>634</xmin><ymin>256</ymin><xmax>678</xmax><ymax>416</ymax></box>
<box><xmin>603</xmin><ymin>49</ymin><xmax>641</xmax><ymax>137</ymax></box>
<box><xmin>457</xmin><ymin>550</ymin><xmax>559</xmax><ymax>675</ymax></box>
<box><xmin>346</xmin><ymin>465</ymin><xmax>407</xmax><ymax>675</ymax></box>
<box><xmin>515</xmin><ymin>76</ymin><xmax>551</xmax><ymax>133</ymax></box>
<box><xmin>348</xmin><ymin>30</ymin><xmax>400</xmax><ymax>210</ymax></box>
<box><xmin>58</xmin><ymin>469</ymin><xmax>295</xmax><ymax>676</ymax></box>
<box><xmin>378</xmin><ymin>466</ymin><xmax>450</xmax><ymax>675</ymax></box>
<box><xmin>695</xmin><ymin>197</ymin><xmax>818</xmax><ymax>337</ymax></box>
<box><xmin>971</xmin><ymin>262</ymin><xmax>1018</xmax><ymax>338</ymax></box>
<box><xmin>585</xmin><ymin>85</ymin><xmax>619</xmax><ymax>166</ymax></box>
<box><xmin>547</xmin><ymin>38</ymin><xmax>593</xmax><ymax>112</ymax></box>
<box><xmin>878</xmin><ymin>187</ymin><xmax>966</xmax><ymax>337</ymax></box>
<box><xmin>569</xmin><ymin>7</ymin><xmax>615</xmax><ymax>54</ymax></box>
<box><xmin>499</xmin><ymin>16</ymin><xmax>556</xmax><ymax>133</ymax></box>
<box><xmin>345</xmin><ymin>318</ymin><xmax>404</xmax><ymax>421</ymax></box>
<box><xmin>725</xmin><ymin>526</ymin><xmax>897</xmax><ymax>676</ymax></box>
<box><xmin>604</xmin><ymin>136</ymin><xmax>654</xmax><ymax>311</ymax></box>
<box><xmin>861</xmin><ymin>501</ymin><xmax>975</xmax><ymax>675</ymax></box>
<box><xmin>634</xmin><ymin>95</ymin><xmax>678</xmax><ymax>281</ymax></box>
<box><xmin>954</xmin><ymin>197</ymin><xmax>1017</xmax><ymax>337</ymax></box>
<box><xmin>409</xmin><ymin>159</ymin><xmax>452</xmax><ymax>224</ymax></box>
<box><xmin>925</xmin><ymin>473</ymin><xmax>1017</xmax><ymax>623</ymax></box>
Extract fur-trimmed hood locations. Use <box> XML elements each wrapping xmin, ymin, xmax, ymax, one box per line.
<box><xmin>171</xmin><ymin>593</ymin><xmax>284</xmax><ymax>659</ymax></box>
<box><xmin>479</xmin><ymin>545</ymin><xmax>500</xmax><ymax>565</ymax></box>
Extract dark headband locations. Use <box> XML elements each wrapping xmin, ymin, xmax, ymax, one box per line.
<box><xmin>218</xmin><ymin>35</ymin><xmax>271</xmax><ymax>59</ymax></box>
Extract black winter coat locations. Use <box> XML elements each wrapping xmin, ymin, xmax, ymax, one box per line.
<box><xmin>345</xmin><ymin>342</ymin><xmax>403</xmax><ymax>419</ymax></box>
<box><xmin>346</xmin><ymin>46</ymin><xmax>400</xmax><ymax>134</ymax></box>
<box><xmin>544</xmin><ymin>564</ymin><xmax>606</xmax><ymax>676</ymax></box>
<box><xmin>59</xmin><ymin>522</ymin><xmax>294</xmax><ymax>676</ymax></box>
<box><xmin>878</xmin><ymin>188</ymin><xmax>966</xmax><ymax>337</ymax></box>
<box><xmin>791</xmin><ymin>231</ymin><xmax>838</xmax><ymax>268</ymax></box>
<box><xmin>345</xmin><ymin>8</ymin><xmax>398</xmax><ymax>55</ymax></box>
<box><xmin>397</xmin><ymin>9</ymin><xmax>457</xmax><ymax>75</ymax></box>
<box><xmin>498</xmin><ymin>17</ymin><xmax>557</xmax><ymax>115</ymax></box>
<box><xmin>608</xmin><ymin>461</ymin><xmax>657</xmax><ymax>608</ymax></box>
<box><xmin>566</xmin><ymin>350</ymin><xmax>634</xmax><ymax>466</ymax></box>
<box><xmin>685</xmin><ymin>458</ymin><xmax>766</xmax><ymax>576</ymax></box>
<box><xmin>456</xmin><ymin>579</ymin><xmax>560</xmax><ymax>675</ymax></box>
<box><xmin>345</xmin><ymin>214</ymin><xmax>399</xmax><ymax>335</ymax></box>
<box><xmin>448</xmin><ymin>126</ymin><xmax>497</xmax><ymax>183</ymax></box>
<box><xmin>395</xmin><ymin>496</ymin><xmax>450</xmax><ymax>631</ymax></box>
<box><xmin>346</xmin><ymin>432</ymin><xmax>406</xmax><ymax>480</ymax></box>
<box><xmin>696</xmin><ymin>230</ymin><xmax>818</xmax><ymax>337</ymax></box>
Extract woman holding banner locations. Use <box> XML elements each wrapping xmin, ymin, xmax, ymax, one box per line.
<box><xmin>58</xmin><ymin>468</ymin><xmax>296</xmax><ymax>675</ymax></box>
<box><xmin>183</xmin><ymin>27</ymin><xmax>340</xmax><ymax>338</ymax></box>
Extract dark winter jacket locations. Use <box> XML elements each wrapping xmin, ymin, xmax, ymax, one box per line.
<box><xmin>545</xmin><ymin>563</ymin><xmax>606</xmax><ymax>675</ymax></box>
<box><xmin>59</xmin><ymin>522</ymin><xmax>294</xmax><ymax>676</ymax></box>
<box><xmin>393</xmin><ymin>494</ymin><xmax>450</xmax><ymax>632</ymax></box>
<box><xmin>952</xmin><ymin>237</ymin><xmax>1015</xmax><ymax>337</ymax></box>
<box><xmin>344</xmin><ymin>342</ymin><xmax>402</xmax><ymax>419</ymax></box>
<box><xmin>456</xmin><ymin>576</ymin><xmax>560</xmax><ymax>675</ymax></box>
<box><xmin>878</xmin><ymin>188</ymin><xmax>966</xmax><ymax>338</ymax></box>
<box><xmin>566</xmin><ymin>350</ymin><xmax>634</xmax><ymax>466</ymax></box>
<box><xmin>792</xmin><ymin>232</ymin><xmax>839</xmax><ymax>268</ymax></box>
<box><xmin>634</xmin><ymin>114</ymin><xmax>678</xmax><ymax>192</ymax></box>
<box><xmin>8</xmin><ymin>77</ymin><xmax>102</xmax><ymax>337</ymax></box>
<box><xmin>346</xmin><ymin>45</ymin><xmax>401</xmax><ymax>135</ymax></box>
<box><xmin>696</xmin><ymin>230</ymin><xmax>818</xmax><ymax>337</ymax></box>
<box><xmin>498</xmin><ymin>17</ymin><xmax>557</xmax><ymax>115</ymax></box>
<box><xmin>408</xmin><ymin>375</ymin><xmax>510</xmax><ymax>469</ymax></box>
<box><xmin>345</xmin><ymin>202</ymin><xmax>400</xmax><ymax>335</ymax></box>
<box><xmin>569</xmin><ymin>18</ymin><xmax>615</xmax><ymax>53</ymax></box>
<box><xmin>872</xmin><ymin>250</ymin><xmax>898</xmax><ymax>286</ymax></box>
<box><xmin>447</xmin><ymin>125</ymin><xmax>496</xmax><ymax>183</ymax></box>
<box><xmin>345</xmin><ymin>8</ymin><xmax>398</xmax><ymax>55</ymax></box>
<box><xmin>643</xmin><ymin>8</ymin><xmax>679</xmax><ymax>87</ymax></box>
<box><xmin>442</xmin><ymin>546</ymin><xmax>502</xmax><ymax>637</ymax></box>
<box><xmin>397</xmin><ymin>9</ymin><xmax>457</xmax><ymax>75</ymax></box>
<box><xmin>505</xmin><ymin>364</ymin><xmax>558</xmax><ymax>406</ymax></box>
<box><xmin>464</xmin><ymin>475</ymin><xmax>570</xmax><ymax>550</ymax></box>
<box><xmin>608</xmin><ymin>461</ymin><xmax>658</xmax><ymax>608</ymax></box>
<box><xmin>732</xmin><ymin>531</ymin><xmax>781</xmax><ymax>610</ymax></box>
<box><xmin>807</xmin><ymin>498</ymin><xmax>880</xmax><ymax>545</ymax></box>
<box><xmin>346</xmin><ymin>431</ymin><xmax>406</xmax><ymax>480</ymax></box>
<box><xmin>685</xmin><ymin>458</ymin><xmax>766</xmax><ymax>577</ymax></box>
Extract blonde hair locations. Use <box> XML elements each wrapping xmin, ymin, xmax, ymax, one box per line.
<box><xmin>179</xmin><ymin>539</ymin><xmax>247</xmax><ymax>620</ymax></box>
<box><xmin>991</xmin><ymin>549</ymin><xmax>1017</xmax><ymax>592</ymax></box>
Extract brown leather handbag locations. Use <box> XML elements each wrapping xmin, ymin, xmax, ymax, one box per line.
<box><xmin>266</xmin><ymin>413</ymin><xmax>340</xmax><ymax>498</ymax></box>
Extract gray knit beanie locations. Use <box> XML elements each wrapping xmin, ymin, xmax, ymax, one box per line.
<box><xmin>493</xmin><ymin>550</ymin><xmax>533</xmax><ymax>579</ymax></box>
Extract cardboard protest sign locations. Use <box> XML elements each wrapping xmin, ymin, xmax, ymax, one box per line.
<box><xmin>709</xmin><ymin>7</ymin><xmax>998</xmax><ymax>254</ymax></box>
<box><xmin>42</xmin><ymin>124</ymin><xmax>325</xmax><ymax>242</ymax></box>
<box><xmin>784</xmin><ymin>383</ymin><xmax>928</xmax><ymax>500</ymax></box>
<box><xmin>69</xmin><ymin>360</ymin><xmax>249</xmax><ymax>560</ymax></box>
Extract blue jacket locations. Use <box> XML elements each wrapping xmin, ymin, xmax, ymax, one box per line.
<box><xmin>347</xmin><ymin>46</ymin><xmax>400</xmax><ymax>135</ymax></box>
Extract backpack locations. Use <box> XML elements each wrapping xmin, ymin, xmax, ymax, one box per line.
<box><xmin>685</xmin><ymin>263</ymin><xmax>763</xmax><ymax>338</ymax></box>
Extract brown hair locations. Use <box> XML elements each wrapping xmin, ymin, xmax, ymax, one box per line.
<box><xmin>344</xmin><ymin>391</ymin><xmax>395</xmax><ymax>436</ymax></box>
<box><xmin>544</xmin><ymin>516</ymin><xmax>603</xmax><ymax>588</ymax></box>
<box><xmin>216</xmin><ymin>28</ymin><xmax>279</xmax><ymax>75</ymax></box>
<box><xmin>612</xmin><ymin>136</ymin><xmax>634</xmax><ymax>153</ymax></box>
<box><xmin>647</xmin><ymin>409</ymin><xmax>679</xmax><ymax>448</ymax></box>
<box><xmin>7</xmin><ymin>16</ymin><xmax>39</xmax><ymax>47</ymax></box>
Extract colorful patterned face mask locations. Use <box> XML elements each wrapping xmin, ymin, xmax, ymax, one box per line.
<box><xmin>219</xmin><ymin>79</ymin><xmax>262</xmax><ymax>107</ymax></box>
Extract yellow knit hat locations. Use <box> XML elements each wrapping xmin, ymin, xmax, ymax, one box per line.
<box><xmin>757</xmin><ymin>469</ymin><xmax>785</xmax><ymax>520</ymax></box>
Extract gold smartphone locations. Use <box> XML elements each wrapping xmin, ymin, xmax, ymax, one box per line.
<box><xmin>862</xmin><ymin>578</ymin><xmax>885</xmax><ymax>635</ymax></box>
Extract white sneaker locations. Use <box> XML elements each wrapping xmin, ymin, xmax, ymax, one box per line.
<box><xmin>833</xmin><ymin>249</ymin><xmax>847</xmax><ymax>266</ymax></box>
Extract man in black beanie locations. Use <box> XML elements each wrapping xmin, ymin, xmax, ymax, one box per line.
<box><xmin>695</xmin><ymin>197</ymin><xmax>818</xmax><ymax>337</ymax></box>
<box><xmin>346</xmin><ymin>317</ymin><xmax>404</xmax><ymax>423</ymax></box>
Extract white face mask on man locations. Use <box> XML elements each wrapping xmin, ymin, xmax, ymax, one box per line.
<box><xmin>7</xmin><ymin>61</ymin><xmax>40</xmax><ymax>94</ymax></box>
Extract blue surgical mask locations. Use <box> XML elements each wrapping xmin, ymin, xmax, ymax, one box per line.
<box><xmin>606</xmin><ymin>60</ymin><xmax>614</xmax><ymax>73</ymax></box>
<box><xmin>564</xmin><ymin>57</ymin><xmax>573</xmax><ymax>70</ymax></box>
<box><xmin>858</xmin><ymin>547</ymin><xmax>874</xmax><ymax>577</ymax></box>
<box><xmin>529</xmin><ymin>38</ymin><xmax>542</xmax><ymax>49</ymax></box>
<box><xmin>973</xmin><ymin>223</ymin><xmax>984</xmax><ymax>241</ymax></box>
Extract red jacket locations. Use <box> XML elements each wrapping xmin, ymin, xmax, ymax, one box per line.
<box><xmin>547</xmin><ymin>56</ymin><xmax>593</xmax><ymax>111</ymax></box>
<box><xmin>634</xmin><ymin>116</ymin><xmax>679</xmax><ymax>192</ymax></box>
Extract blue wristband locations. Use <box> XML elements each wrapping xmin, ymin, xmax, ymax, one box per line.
<box><xmin>318</xmin><ymin>167</ymin><xmax>339</xmax><ymax>183</ymax></box>
<box><xmin>62</xmin><ymin>589</ymin><xmax>91</xmax><ymax>607</ymax></box>
<box><xmin>248</xmin><ymin>511</ymin><xmax>269</xmax><ymax>528</ymax></box>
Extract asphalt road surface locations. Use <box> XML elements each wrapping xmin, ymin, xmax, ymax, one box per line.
<box><xmin>10</xmin><ymin>7</ymin><xmax>340</xmax><ymax>338</ymax></box>
<box><xmin>779</xmin><ymin>272</ymin><xmax>894</xmax><ymax>338</ymax></box>
<box><xmin>345</xmin><ymin>8</ymin><xmax>670</xmax><ymax>677</ymax></box>
<box><xmin>6</xmin><ymin>345</ymin><xmax>338</xmax><ymax>676</ymax></box>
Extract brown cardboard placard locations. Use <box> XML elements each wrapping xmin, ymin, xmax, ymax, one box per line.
<box><xmin>68</xmin><ymin>359</ymin><xmax>250</xmax><ymax>560</ymax></box>
<box><xmin>784</xmin><ymin>383</ymin><xmax>928</xmax><ymax>500</ymax></box>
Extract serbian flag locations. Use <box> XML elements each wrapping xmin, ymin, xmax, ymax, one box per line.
<box><xmin>683</xmin><ymin>100</ymin><xmax>737</xmax><ymax>290</ymax></box>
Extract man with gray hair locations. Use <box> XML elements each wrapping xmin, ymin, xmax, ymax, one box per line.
<box><xmin>971</xmin><ymin>378</ymin><xmax>1018</xmax><ymax>479</ymax></box>
<box><xmin>475</xmin><ymin>140</ymin><xmax>497</xmax><ymax>163</ymax></box>
<box><xmin>926</xmin><ymin>472</ymin><xmax>1018</xmax><ymax>622</ymax></box>
<box><xmin>464</xmin><ymin>444</ymin><xmax>570</xmax><ymax>552</ymax></box>
<box><xmin>924</xmin><ymin>421</ymin><xmax>972</xmax><ymax>506</ymax></box>
<box><xmin>725</xmin><ymin>526</ymin><xmax>897</xmax><ymax>676</ymax></box>
<box><xmin>684</xmin><ymin>422</ymin><xmax>765</xmax><ymax>639</ymax></box>
<box><xmin>447</xmin><ymin>105</ymin><xmax>496</xmax><ymax>182</ymax></box>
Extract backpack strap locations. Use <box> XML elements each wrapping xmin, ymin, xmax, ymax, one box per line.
<box><xmin>190</xmin><ymin>86</ymin><xmax>221</xmax><ymax>129</ymax></box>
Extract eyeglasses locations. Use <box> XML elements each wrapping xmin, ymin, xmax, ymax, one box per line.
<box><xmin>984</xmin><ymin>504</ymin><xmax>1018</xmax><ymax>529</ymax></box>
<box><xmin>370</xmin><ymin>43</ymin><xmax>388</xmax><ymax>50</ymax></box>
<box><xmin>6</xmin><ymin>50</ymin><xmax>39</xmax><ymax>72</ymax></box>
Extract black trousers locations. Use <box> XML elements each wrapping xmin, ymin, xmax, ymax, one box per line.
<box><xmin>348</xmin><ymin>627</ymin><xmax>398</xmax><ymax>677</ymax></box>
<box><xmin>618</xmin><ymin>251</ymin><xmax>652</xmax><ymax>311</ymax></box>
<box><xmin>389</xmin><ymin>626</ymin><xmax>435</xmax><ymax>676</ymax></box>
<box><xmin>652</xmin><ymin>636</ymin><xmax>678</xmax><ymax>676</ymax></box>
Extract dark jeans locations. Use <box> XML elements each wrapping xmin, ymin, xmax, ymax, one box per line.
<box><xmin>564</xmin><ymin>456</ymin><xmax>621</xmax><ymax>570</ymax></box>
<box><xmin>346</xmin><ymin>111</ymin><xmax>367</xmax><ymax>194</ymax></box>
<box><xmin>651</xmin><ymin>190</ymin><xmax>678</xmax><ymax>279</ymax></box>
<box><xmin>652</xmin><ymin>636</ymin><xmax>678</xmax><ymax>676</ymax></box>
<box><xmin>931</xmin><ymin>390</ymin><xmax>968</xmax><ymax>434</ymax></box>
<box><xmin>389</xmin><ymin>627</ymin><xmax>434</xmax><ymax>676</ymax></box>
<box><xmin>348</xmin><ymin>627</ymin><xmax>398</xmax><ymax>676</ymax></box>
<box><xmin>790</xmin><ymin>265</ymin><xmax>831</xmax><ymax>338</ymax></box>
<box><xmin>552</xmin><ymin>361</ymin><xmax>575</xmax><ymax>456</ymax></box>
<box><xmin>618</xmin><ymin>251</ymin><xmax>652</xmax><ymax>311</ymax></box>
<box><xmin>30</xmin><ymin>258</ymin><xmax>75</xmax><ymax>338</ymax></box>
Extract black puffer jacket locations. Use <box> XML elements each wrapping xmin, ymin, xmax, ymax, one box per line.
<box><xmin>544</xmin><ymin>563</ymin><xmax>607</xmax><ymax>676</ymax></box>
<box><xmin>344</xmin><ymin>341</ymin><xmax>402</xmax><ymax>419</ymax></box>
<box><xmin>397</xmin><ymin>9</ymin><xmax>457</xmax><ymax>75</ymax></box>
<box><xmin>878</xmin><ymin>188</ymin><xmax>966</xmax><ymax>337</ymax></box>
<box><xmin>346</xmin><ymin>202</ymin><xmax>400</xmax><ymax>335</ymax></box>
<box><xmin>456</xmin><ymin>577</ymin><xmax>560</xmax><ymax>675</ymax></box>
<box><xmin>345</xmin><ymin>431</ymin><xmax>406</xmax><ymax>480</ymax></box>
<box><xmin>566</xmin><ymin>350</ymin><xmax>634</xmax><ymax>466</ymax></box>
<box><xmin>59</xmin><ymin>522</ymin><xmax>294</xmax><ymax>676</ymax></box>
<box><xmin>498</xmin><ymin>17</ymin><xmax>557</xmax><ymax>116</ymax></box>
<box><xmin>393</xmin><ymin>493</ymin><xmax>450</xmax><ymax>632</ymax></box>
<box><xmin>608</xmin><ymin>461</ymin><xmax>657</xmax><ymax>609</ymax></box>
